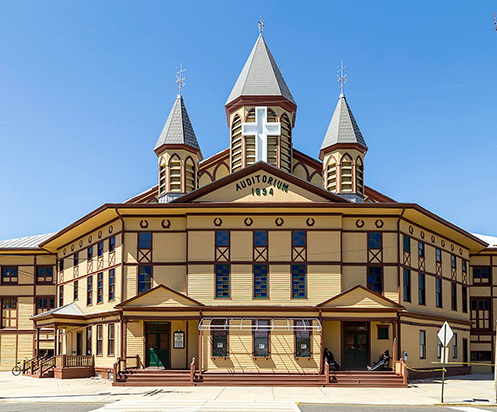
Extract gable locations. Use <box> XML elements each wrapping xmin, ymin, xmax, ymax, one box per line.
<box><xmin>175</xmin><ymin>162</ymin><xmax>347</xmax><ymax>204</ymax></box>
<box><xmin>118</xmin><ymin>285</ymin><xmax>203</xmax><ymax>308</ymax></box>
<box><xmin>318</xmin><ymin>285</ymin><xmax>403</xmax><ymax>309</ymax></box>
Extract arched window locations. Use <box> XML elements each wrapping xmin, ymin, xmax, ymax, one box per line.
<box><xmin>340</xmin><ymin>155</ymin><xmax>353</xmax><ymax>193</ymax></box>
<box><xmin>266</xmin><ymin>109</ymin><xmax>278</xmax><ymax>167</ymax></box>
<box><xmin>245</xmin><ymin>109</ymin><xmax>256</xmax><ymax>166</ymax></box>
<box><xmin>326</xmin><ymin>157</ymin><xmax>337</xmax><ymax>192</ymax></box>
<box><xmin>169</xmin><ymin>155</ymin><xmax>182</xmax><ymax>192</ymax></box>
<box><xmin>159</xmin><ymin>159</ymin><xmax>166</xmax><ymax>196</ymax></box>
<box><xmin>185</xmin><ymin>157</ymin><xmax>196</xmax><ymax>193</ymax></box>
<box><xmin>280</xmin><ymin>114</ymin><xmax>292</xmax><ymax>173</ymax></box>
<box><xmin>356</xmin><ymin>157</ymin><xmax>364</xmax><ymax>195</ymax></box>
<box><xmin>231</xmin><ymin>114</ymin><xmax>242</xmax><ymax>172</ymax></box>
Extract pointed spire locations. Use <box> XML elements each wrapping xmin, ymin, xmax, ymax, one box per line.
<box><xmin>154</xmin><ymin>95</ymin><xmax>201</xmax><ymax>157</ymax></box>
<box><xmin>225</xmin><ymin>34</ymin><xmax>295</xmax><ymax>106</ymax></box>
<box><xmin>320</xmin><ymin>94</ymin><xmax>368</xmax><ymax>156</ymax></box>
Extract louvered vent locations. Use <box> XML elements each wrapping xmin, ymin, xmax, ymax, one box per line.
<box><xmin>340</xmin><ymin>157</ymin><xmax>352</xmax><ymax>192</ymax></box>
<box><xmin>231</xmin><ymin>115</ymin><xmax>242</xmax><ymax>172</ymax></box>
<box><xmin>280</xmin><ymin>114</ymin><xmax>292</xmax><ymax>173</ymax></box>
<box><xmin>185</xmin><ymin>158</ymin><xmax>196</xmax><ymax>193</ymax></box>
<box><xmin>245</xmin><ymin>109</ymin><xmax>256</xmax><ymax>166</ymax></box>
<box><xmin>169</xmin><ymin>158</ymin><xmax>182</xmax><ymax>192</ymax></box>
<box><xmin>327</xmin><ymin>159</ymin><xmax>337</xmax><ymax>192</ymax></box>
<box><xmin>267</xmin><ymin>109</ymin><xmax>278</xmax><ymax>168</ymax></box>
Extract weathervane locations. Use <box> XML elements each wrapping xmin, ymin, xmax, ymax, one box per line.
<box><xmin>258</xmin><ymin>16</ymin><xmax>264</xmax><ymax>34</ymax></box>
<box><xmin>337</xmin><ymin>61</ymin><xmax>347</xmax><ymax>96</ymax></box>
<box><xmin>493</xmin><ymin>13</ymin><xmax>497</xmax><ymax>32</ymax></box>
<box><xmin>176</xmin><ymin>64</ymin><xmax>186</xmax><ymax>96</ymax></box>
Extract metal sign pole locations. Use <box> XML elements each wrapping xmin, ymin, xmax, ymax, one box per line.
<box><xmin>441</xmin><ymin>325</ymin><xmax>446</xmax><ymax>403</ymax></box>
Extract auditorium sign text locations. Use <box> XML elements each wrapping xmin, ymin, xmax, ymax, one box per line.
<box><xmin>235</xmin><ymin>174</ymin><xmax>289</xmax><ymax>197</ymax></box>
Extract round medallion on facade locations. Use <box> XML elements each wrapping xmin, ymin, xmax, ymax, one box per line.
<box><xmin>306</xmin><ymin>218</ymin><xmax>315</xmax><ymax>227</ymax></box>
<box><xmin>441</xmin><ymin>240</ymin><xmax>445</xmax><ymax>247</ymax></box>
<box><xmin>98</xmin><ymin>231</ymin><xmax>102</xmax><ymax>239</ymax></box>
<box><xmin>409</xmin><ymin>226</ymin><xmax>414</xmax><ymax>234</ymax></box>
<box><xmin>140</xmin><ymin>220</ymin><xmax>149</xmax><ymax>229</ymax></box>
<box><xmin>244</xmin><ymin>218</ymin><xmax>253</xmax><ymax>227</ymax></box>
<box><xmin>420</xmin><ymin>231</ymin><xmax>425</xmax><ymax>239</ymax></box>
<box><xmin>161</xmin><ymin>219</ymin><xmax>171</xmax><ymax>229</ymax></box>
<box><xmin>431</xmin><ymin>235</ymin><xmax>435</xmax><ymax>243</ymax></box>
<box><xmin>63</xmin><ymin>248</ymin><xmax>66</xmax><ymax>255</ymax></box>
<box><xmin>356</xmin><ymin>219</ymin><xmax>365</xmax><ymax>228</ymax></box>
<box><xmin>109</xmin><ymin>226</ymin><xmax>113</xmax><ymax>234</ymax></box>
<box><xmin>213</xmin><ymin>218</ymin><xmax>223</xmax><ymax>227</ymax></box>
<box><xmin>451</xmin><ymin>244</ymin><xmax>454</xmax><ymax>251</ymax></box>
<box><xmin>375</xmin><ymin>219</ymin><xmax>384</xmax><ymax>229</ymax></box>
<box><xmin>79</xmin><ymin>240</ymin><xmax>83</xmax><ymax>247</ymax></box>
<box><xmin>459</xmin><ymin>248</ymin><xmax>463</xmax><ymax>255</ymax></box>
<box><xmin>71</xmin><ymin>244</ymin><xmax>74</xmax><ymax>251</ymax></box>
<box><xmin>275</xmin><ymin>218</ymin><xmax>284</xmax><ymax>227</ymax></box>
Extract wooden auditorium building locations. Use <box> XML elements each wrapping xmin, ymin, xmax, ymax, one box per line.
<box><xmin>1</xmin><ymin>32</ymin><xmax>496</xmax><ymax>386</ymax></box>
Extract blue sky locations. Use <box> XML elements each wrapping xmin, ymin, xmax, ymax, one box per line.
<box><xmin>1</xmin><ymin>1</ymin><xmax>496</xmax><ymax>240</ymax></box>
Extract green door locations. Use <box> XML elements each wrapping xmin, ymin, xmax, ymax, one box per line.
<box><xmin>146</xmin><ymin>332</ymin><xmax>169</xmax><ymax>368</ymax></box>
<box><xmin>343</xmin><ymin>322</ymin><xmax>369</xmax><ymax>370</ymax></box>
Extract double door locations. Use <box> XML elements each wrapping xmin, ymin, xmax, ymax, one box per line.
<box><xmin>343</xmin><ymin>322</ymin><xmax>369</xmax><ymax>370</ymax></box>
<box><xmin>146</xmin><ymin>330</ymin><xmax>170</xmax><ymax>368</ymax></box>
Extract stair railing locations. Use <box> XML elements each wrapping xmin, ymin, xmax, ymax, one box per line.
<box><xmin>324</xmin><ymin>359</ymin><xmax>330</xmax><ymax>384</ymax></box>
<box><xmin>190</xmin><ymin>357</ymin><xmax>196</xmax><ymax>382</ymax></box>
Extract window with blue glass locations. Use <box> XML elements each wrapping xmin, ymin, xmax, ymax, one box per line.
<box><xmin>418</xmin><ymin>242</ymin><xmax>425</xmax><ymax>258</ymax></box>
<box><xmin>403</xmin><ymin>235</ymin><xmax>410</xmax><ymax>253</ymax></box>
<box><xmin>254</xmin><ymin>231</ymin><xmax>267</xmax><ymax>247</ymax></box>
<box><xmin>436</xmin><ymin>278</ymin><xmax>442</xmax><ymax>308</ymax></box>
<box><xmin>403</xmin><ymin>269</ymin><xmax>411</xmax><ymax>302</ymax></box>
<box><xmin>138</xmin><ymin>266</ymin><xmax>152</xmax><ymax>294</ymax></box>
<box><xmin>253</xmin><ymin>264</ymin><xmax>268</xmax><ymax>298</ymax></box>
<box><xmin>97</xmin><ymin>272</ymin><xmax>103</xmax><ymax>304</ymax></box>
<box><xmin>97</xmin><ymin>242</ymin><xmax>104</xmax><ymax>257</ymax></box>
<box><xmin>215</xmin><ymin>264</ymin><xmax>230</xmax><ymax>298</ymax></box>
<box><xmin>292</xmin><ymin>231</ymin><xmax>306</xmax><ymax>247</ymax></box>
<box><xmin>418</xmin><ymin>273</ymin><xmax>426</xmax><ymax>305</ymax></box>
<box><xmin>367</xmin><ymin>266</ymin><xmax>383</xmax><ymax>293</ymax></box>
<box><xmin>87</xmin><ymin>276</ymin><xmax>93</xmax><ymax>306</ymax></box>
<box><xmin>291</xmin><ymin>264</ymin><xmax>306</xmax><ymax>298</ymax></box>
<box><xmin>216</xmin><ymin>231</ymin><xmax>230</xmax><ymax>247</ymax></box>
<box><xmin>74</xmin><ymin>252</ymin><xmax>79</xmax><ymax>267</ymax></box>
<box><xmin>109</xmin><ymin>236</ymin><xmax>116</xmax><ymax>253</ymax></box>
<box><xmin>109</xmin><ymin>269</ymin><xmax>115</xmax><ymax>301</ymax></box>
<box><xmin>138</xmin><ymin>233</ymin><xmax>152</xmax><ymax>249</ymax></box>
<box><xmin>88</xmin><ymin>246</ymin><xmax>93</xmax><ymax>260</ymax></box>
<box><xmin>368</xmin><ymin>232</ymin><xmax>382</xmax><ymax>249</ymax></box>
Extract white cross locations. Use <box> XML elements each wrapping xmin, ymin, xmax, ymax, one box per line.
<box><xmin>242</xmin><ymin>107</ymin><xmax>281</xmax><ymax>163</ymax></box>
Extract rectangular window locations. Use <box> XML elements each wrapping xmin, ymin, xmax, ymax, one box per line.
<box><xmin>86</xmin><ymin>327</ymin><xmax>92</xmax><ymax>355</ymax></box>
<box><xmin>368</xmin><ymin>232</ymin><xmax>382</xmax><ymax>249</ymax></box>
<box><xmin>37</xmin><ymin>266</ymin><xmax>53</xmax><ymax>284</ymax></box>
<box><xmin>295</xmin><ymin>320</ymin><xmax>311</xmax><ymax>358</ymax></box>
<box><xmin>98</xmin><ymin>241</ymin><xmax>104</xmax><ymax>257</ymax></box>
<box><xmin>473</xmin><ymin>267</ymin><xmax>490</xmax><ymax>284</ymax></box>
<box><xmin>138</xmin><ymin>266</ymin><xmax>152</xmax><ymax>294</ymax></box>
<box><xmin>59</xmin><ymin>285</ymin><xmax>64</xmax><ymax>306</ymax></box>
<box><xmin>74</xmin><ymin>280</ymin><xmax>78</xmax><ymax>301</ymax></box>
<box><xmin>211</xmin><ymin>319</ymin><xmax>228</xmax><ymax>357</ymax></box>
<box><xmin>253</xmin><ymin>319</ymin><xmax>270</xmax><ymax>358</ymax></box>
<box><xmin>420</xmin><ymin>330</ymin><xmax>426</xmax><ymax>359</ymax></box>
<box><xmin>36</xmin><ymin>297</ymin><xmax>55</xmax><ymax>315</ymax></box>
<box><xmin>471</xmin><ymin>351</ymin><xmax>492</xmax><ymax>362</ymax></box>
<box><xmin>96</xmin><ymin>325</ymin><xmax>103</xmax><ymax>356</ymax></box>
<box><xmin>254</xmin><ymin>230</ymin><xmax>268</xmax><ymax>247</ymax></box>
<box><xmin>292</xmin><ymin>231</ymin><xmax>306</xmax><ymax>247</ymax></box>
<box><xmin>418</xmin><ymin>273</ymin><xmax>426</xmax><ymax>305</ymax></box>
<box><xmin>59</xmin><ymin>259</ymin><xmax>64</xmax><ymax>272</ymax></box>
<box><xmin>462</xmin><ymin>286</ymin><xmax>468</xmax><ymax>313</ymax></box>
<box><xmin>88</xmin><ymin>246</ymin><xmax>93</xmax><ymax>260</ymax></box>
<box><xmin>253</xmin><ymin>264</ymin><xmax>268</xmax><ymax>298</ymax></box>
<box><xmin>108</xmin><ymin>324</ymin><xmax>115</xmax><ymax>356</ymax></box>
<box><xmin>436</xmin><ymin>278</ymin><xmax>442</xmax><ymax>308</ymax></box>
<box><xmin>453</xmin><ymin>333</ymin><xmax>457</xmax><ymax>359</ymax></box>
<box><xmin>215</xmin><ymin>264</ymin><xmax>230</xmax><ymax>298</ymax></box>
<box><xmin>403</xmin><ymin>269</ymin><xmax>411</xmax><ymax>302</ymax></box>
<box><xmin>403</xmin><ymin>235</ymin><xmax>410</xmax><ymax>253</ymax></box>
<box><xmin>367</xmin><ymin>266</ymin><xmax>383</xmax><ymax>294</ymax></box>
<box><xmin>291</xmin><ymin>264</ymin><xmax>306</xmax><ymax>298</ymax></box>
<box><xmin>97</xmin><ymin>272</ymin><xmax>103</xmax><ymax>304</ymax></box>
<box><xmin>462</xmin><ymin>260</ymin><xmax>467</xmax><ymax>274</ymax></box>
<box><xmin>109</xmin><ymin>236</ymin><xmax>116</xmax><ymax>253</ymax></box>
<box><xmin>451</xmin><ymin>283</ymin><xmax>457</xmax><ymax>311</ymax></box>
<box><xmin>377</xmin><ymin>325</ymin><xmax>389</xmax><ymax>340</ymax></box>
<box><xmin>87</xmin><ymin>276</ymin><xmax>93</xmax><ymax>305</ymax></box>
<box><xmin>437</xmin><ymin>337</ymin><xmax>442</xmax><ymax>359</ymax></box>
<box><xmin>418</xmin><ymin>242</ymin><xmax>425</xmax><ymax>258</ymax></box>
<box><xmin>451</xmin><ymin>255</ymin><xmax>456</xmax><ymax>269</ymax></box>
<box><xmin>2</xmin><ymin>267</ymin><xmax>18</xmax><ymax>284</ymax></box>
<box><xmin>436</xmin><ymin>248</ymin><xmax>441</xmax><ymax>263</ymax></box>
<box><xmin>215</xmin><ymin>230</ymin><xmax>230</xmax><ymax>247</ymax></box>
<box><xmin>2</xmin><ymin>298</ymin><xmax>17</xmax><ymax>328</ymax></box>
<box><xmin>74</xmin><ymin>252</ymin><xmax>79</xmax><ymax>267</ymax></box>
<box><xmin>471</xmin><ymin>298</ymin><xmax>491</xmax><ymax>329</ymax></box>
<box><xmin>109</xmin><ymin>269</ymin><xmax>115</xmax><ymax>301</ymax></box>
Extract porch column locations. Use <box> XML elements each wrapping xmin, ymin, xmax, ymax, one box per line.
<box><xmin>54</xmin><ymin>324</ymin><xmax>58</xmax><ymax>355</ymax></box>
<box><xmin>36</xmin><ymin>327</ymin><xmax>40</xmax><ymax>356</ymax></box>
<box><xmin>198</xmin><ymin>328</ymin><xmax>202</xmax><ymax>373</ymax></box>
<box><xmin>391</xmin><ymin>320</ymin><xmax>398</xmax><ymax>361</ymax></box>
<box><xmin>123</xmin><ymin>319</ymin><xmax>128</xmax><ymax>359</ymax></box>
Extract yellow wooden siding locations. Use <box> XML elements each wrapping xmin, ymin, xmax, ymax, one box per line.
<box><xmin>125</xmin><ymin>287</ymin><xmax>195</xmax><ymax>307</ymax></box>
<box><xmin>126</xmin><ymin>321</ymin><xmax>144</xmax><ymax>359</ymax></box>
<box><xmin>170</xmin><ymin>320</ymin><xmax>188</xmax><ymax>369</ymax></box>
<box><xmin>307</xmin><ymin>232</ymin><xmax>340</xmax><ymax>262</ymax></box>
<box><xmin>18</xmin><ymin>297</ymin><xmax>34</xmax><ymax>329</ymax></box>
<box><xmin>188</xmin><ymin>231</ymin><xmax>215</xmax><ymax>261</ymax></box>
<box><xmin>125</xmin><ymin>265</ymin><xmax>137</xmax><ymax>301</ymax></box>
<box><xmin>18</xmin><ymin>266</ymin><xmax>34</xmax><ymax>285</ymax></box>
<box><xmin>17</xmin><ymin>334</ymin><xmax>34</xmax><ymax>361</ymax></box>
<box><xmin>0</xmin><ymin>335</ymin><xmax>17</xmax><ymax>369</ymax></box>
<box><xmin>370</xmin><ymin>322</ymin><xmax>393</xmax><ymax>364</ymax></box>
<box><xmin>341</xmin><ymin>266</ymin><xmax>365</xmax><ymax>291</ymax></box>
<box><xmin>230</xmin><ymin>232</ymin><xmax>252</xmax><ymax>261</ymax></box>
<box><xmin>382</xmin><ymin>233</ymin><xmax>398</xmax><ymax>263</ymax></box>
<box><xmin>153</xmin><ymin>233</ymin><xmax>186</xmax><ymax>263</ymax></box>
<box><xmin>342</xmin><ymin>232</ymin><xmax>366</xmax><ymax>263</ymax></box>
<box><xmin>268</xmin><ymin>232</ymin><xmax>291</xmax><ymax>261</ymax></box>
<box><xmin>188</xmin><ymin>321</ymin><xmax>199</xmax><ymax>366</ymax></box>
<box><xmin>322</xmin><ymin>321</ymin><xmax>341</xmax><ymax>363</ymax></box>
<box><xmin>153</xmin><ymin>266</ymin><xmax>186</xmax><ymax>293</ymax></box>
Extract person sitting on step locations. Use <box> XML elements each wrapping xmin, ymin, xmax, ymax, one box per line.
<box><xmin>323</xmin><ymin>347</ymin><xmax>340</xmax><ymax>371</ymax></box>
<box><xmin>367</xmin><ymin>350</ymin><xmax>390</xmax><ymax>371</ymax></box>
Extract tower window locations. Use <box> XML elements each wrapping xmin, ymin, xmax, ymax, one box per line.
<box><xmin>159</xmin><ymin>163</ymin><xmax>166</xmax><ymax>195</ymax></box>
<box><xmin>280</xmin><ymin>114</ymin><xmax>292</xmax><ymax>173</ymax></box>
<box><xmin>340</xmin><ymin>156</ymin><xmax>353</xmax><ymax>192</ymax></box>
<box><xmin>185</xmin><ymin>158</ymin><xmax>196</xmax><ymax>192</ymax></box>
<box><xmin>169</xmin><ymin>156</ymin><xmax>182</xmax><ymax>192</ymax></box>
<box><xmin>326</xmin><ymin>158</ymin><xmax>337</xmax><ymax>192</ymax></box>
<box><xmin>355</xmin><ymin>157</ymin><xmax>364</xmax><ymax>195</ymax></box>
<box><xmin>230</xmin><ymin>115</ymin><xmax>243</xmax><ymax>172</ymax></box>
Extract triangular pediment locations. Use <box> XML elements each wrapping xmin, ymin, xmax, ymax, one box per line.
<box><xmin>174</xmin><ymin>162</ymin><xmax>347</xmax><ymax>204</ymax></box>
<box><xmin>317</xmin><ymin>285</ymin><xmax>404</xmax><ymax>310</ymax></box>
<box><xmin>117</xmin><ymin>284</ymin><xmax>204</xmax><ymax>308</ymax></box>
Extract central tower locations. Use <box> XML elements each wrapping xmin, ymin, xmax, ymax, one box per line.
<box><xmin>225</xmin><ymin>33</ymin><xmax>297</xmax><ymax>173</ymax></box>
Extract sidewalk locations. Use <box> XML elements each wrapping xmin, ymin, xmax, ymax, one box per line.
<box><xmin>0</xmin><ymin>372</ymin><xmax>494</xmax><ymax>406</ymax></box>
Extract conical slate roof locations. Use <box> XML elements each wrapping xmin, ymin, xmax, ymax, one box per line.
<box><xmin>320</xmin><ymin>94</ymin><xmax>368</xmax><ymax>151</ymax></box>
<box><xmin>226</xmin><ymin>34</ymin><xmax>295</xmax><ymax>106</ymax></box>
<box><xmin>154</xmin><ymin>95</ymin><xmax>201</xmax><ymax>152</ymax></box>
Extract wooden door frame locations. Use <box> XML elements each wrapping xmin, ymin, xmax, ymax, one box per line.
<box><xmin>340</xmin><ymin>321</ymin><xmax>371</xmax><ymax>370</ymax></box>
<box><xmin>144</xmin><ymin>321</ymin><xmax>171</xmax><ymax>368</ymax></box>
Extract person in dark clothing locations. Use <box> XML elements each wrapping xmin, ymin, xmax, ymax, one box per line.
<box><xmin>323</xmin><ymin>347</ymin><xmax>340</xmax><ymax>371</ymax></box>
<box><xmin>367</xmin><ymin>349</ymin><xmax>390</xmax><ymax>371</ymax></box>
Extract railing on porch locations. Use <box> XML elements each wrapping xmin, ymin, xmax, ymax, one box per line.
<box><xmin>30</xmin><ymin>353</ymin><xmax>48</xmax><ymax>374</ymax></box>
<box><xmin>56</xmin><ymin>355</ymin><xmax>95</xmax><ymax>368</ymax></box>
<box><xmin>112</xmin><ymin>355</ymin><xmax>143</xmax><ymax>383</ymax></box>
<box><xmin>39</xmin><ymin>356</ymin><xmax>56</xmax><ymax>376</ymax></box>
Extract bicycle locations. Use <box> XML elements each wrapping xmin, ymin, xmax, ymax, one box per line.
<box><xmin>11</xmin><ymin>361</ymin><xmax>23</xmax><ymax>376</ymax></box>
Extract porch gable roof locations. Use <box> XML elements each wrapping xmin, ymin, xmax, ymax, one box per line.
<box><xmin>316</xmin><ymin>285</ymin><xmax>405</xmax><ymax>310</ymax></box>
<box><xmin>116</xmin><ymin>284</ymin><xmax>205</xmax><ymax>308</ymax></box>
